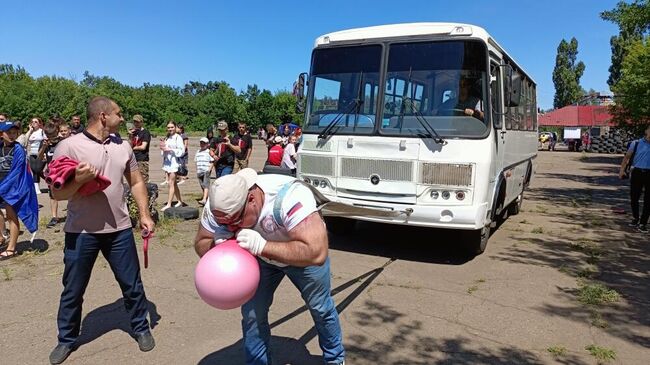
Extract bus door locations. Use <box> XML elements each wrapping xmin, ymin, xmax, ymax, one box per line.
<box><xmin>490</xmin><ymin>60</ymin><xmax>505</xmax><ymax>180</ymax></box>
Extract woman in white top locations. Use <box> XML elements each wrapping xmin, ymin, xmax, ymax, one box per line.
<box><xmin>160</xmin><ymin>121</ymin><xmax>186</xmax><ymax>211</ymax></box>
<box><xmin>281</xmin><ymin>135</ymin><xmax>298</xmax><ymax>175</ymax></box>
<box><xmin>27</xmin><ymin>117</ymin><xmax>45</xmax><ymax>192</ymax></box>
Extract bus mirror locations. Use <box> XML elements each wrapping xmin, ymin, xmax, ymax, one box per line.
<box><xmin>294</xmin><ymin>72</ymin><xmax>308</xmax><ymax>113</ymax></box>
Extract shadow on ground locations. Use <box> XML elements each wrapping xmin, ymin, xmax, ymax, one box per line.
<box><xmin>76</xmin><ymin>298</ymin><xmax>161</xmax><ymax>347</ymax></box>
<box><xmin>494</xmin><ymin>153</ymin><xmax>650</xmax><ymax>349</ymax></box>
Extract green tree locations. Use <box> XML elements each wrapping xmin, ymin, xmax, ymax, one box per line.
<box><xmin>610</xmin><ymin>38</ymin><xmax>650</xmax><ymax>133</ymax></box>
<box><xmin>552</xmin><ymin>37</ymin><xmax>586</xmax><ymax>108</ymax></box>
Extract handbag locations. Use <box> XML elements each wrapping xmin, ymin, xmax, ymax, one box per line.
<box><xmin>177</xmin><ymin>162</ymin><xmax>188</xmax><ymax>177</ymax></box>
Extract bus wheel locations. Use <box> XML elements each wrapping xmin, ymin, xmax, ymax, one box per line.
<box><xmin>461</xmin><ymin>226</ymin><xmax>490</xmax><ymax>256</ymax></box>
<box><xmin>508</xmin><ymin>192</ymin><xmax>524</xmax><ymax>216</ymax></box>
<box><xmin>324</xmin><ymin>216</ymin><xmax>357</xmax><ymax>235</ymax></box>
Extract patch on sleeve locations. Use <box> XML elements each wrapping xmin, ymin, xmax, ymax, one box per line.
<box><xmin>287</xmin><ymin>202</ymin><xmax>303</xmax><ymax>218</ymax></box>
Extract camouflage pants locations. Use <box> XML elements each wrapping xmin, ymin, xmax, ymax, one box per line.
<box><xmin>233</xmin><ymin>159</ymin><xmax>249</xmax><ymax>173</ymax></box>
<box><xmin>137</xmin><ymin>161</ymin><xmax>149</xmax><ymax>183</ymax></box>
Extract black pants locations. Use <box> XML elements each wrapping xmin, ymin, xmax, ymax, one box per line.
<box><xmin>630</xmin><ymin>168</ymin><xmax>650</xmax><ymax>224</ymax></box>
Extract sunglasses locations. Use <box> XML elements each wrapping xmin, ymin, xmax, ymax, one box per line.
<box><xmin>214</xmin><ymin>202</ymin><xmax>247</xmax><ymax>228</ymax></box>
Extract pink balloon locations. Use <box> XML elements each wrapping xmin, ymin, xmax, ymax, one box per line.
<box><xmin>195</xmin><ymin>239</ymin><xmax>260</xmax><ymax>310</ymax></box>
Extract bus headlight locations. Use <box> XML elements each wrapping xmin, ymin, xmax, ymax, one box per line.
<box><xmin>456</xmin><ymin>191</ymin><xmax>466</xmax><ymax>201</ymax></box>
<box><xmin>320</xmin><ymin>180</ymin><xmax>327</xmax><ymax>188</ymax></box>
<box><xmin>441</xmin><ymin>191</ymin><xmax>451</xmax><ymax>200</ymax></box>
<box><xmin>430</xmin><ymin>190</ymin><xmax>439</xmax><ymax>199</ymax></box>
<box><xmin>304</xmin><ymin>177</ymin><xmax>311</xmax><ymax>184</ymax></box>
<box><xmin>313</xmin><ymin>179</ymin><xmax>320</xmax><ymax>187</ymax></box>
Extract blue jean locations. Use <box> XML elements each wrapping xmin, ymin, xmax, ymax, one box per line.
<box><xmin>241</xmin><ymin>257</ymin><xmax>345</xmax><ymax>365</ymax></box>
<box><xmin>56</xmin><ymin>229</ymin><xmax>150</xmax><ymax>345</ymax></box>
<box><xmin>216</xmin><ymin>164</ymin><xmax>233</xmax><ymax>178</ymax></box>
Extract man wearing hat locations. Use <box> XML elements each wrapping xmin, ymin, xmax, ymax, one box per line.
<box><xmin>129</xmin><ymin>114</ymin><xmax>151</xmax><ymax>182</ymax></box>
<box><xmin>194</xmin><ymin>168</ymin><xmax>345</xmax><ymax>365</ymax></box>
<box><xmin>195</xmin><ymin>137</ymin><xmax>214</xmax><ymax>206</ymax></box>
<box><xmin>210</xmin><ymin>120</ymin><xmax>241</xmax><ymax>178</ymax></box>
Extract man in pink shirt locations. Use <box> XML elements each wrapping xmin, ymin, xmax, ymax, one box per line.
<box><xmin>49</xmin><ymin>97</ymin><xmax>155</xmax><ymax>365</ymax></box>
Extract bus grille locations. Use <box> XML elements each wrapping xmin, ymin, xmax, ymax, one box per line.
<box><xmin>299</xmin><ymin>155</ymin><xmax>334</xmax><ymax>176</ymax></box>
<box><xmin>419</xmin><ymin>163</ymin><xmax>473</xmax><ymax>186</ymax></box>
<box><xmin>340</xmin><ymin>158</ymin><xmax>413</xmax><ymax>181</ymax></box>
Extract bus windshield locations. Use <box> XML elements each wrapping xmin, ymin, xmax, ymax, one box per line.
<box><xmin>381</xmin><ymin>41</ymin><xmax>489</xmax><ymax>138</ymax></box>
<box><xmin>305</xmin><ymin>45</ymin><xmax>382</xmax><ymax>135</ymax></box>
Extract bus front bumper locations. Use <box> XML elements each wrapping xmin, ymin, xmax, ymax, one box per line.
<box><xmin>323</xmin><ymin>196</ymin><xmax>489</xmax><ymax>230</ymax></box>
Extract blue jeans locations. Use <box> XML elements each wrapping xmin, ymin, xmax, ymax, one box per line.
<box><xmin>241</xmin><ymin>257</ymin><xmax>345</xmax><ymax>365</ymax></box>
<box><xmin>216</xmin><ymin>164</ymin><xmax>233</xmax><ymax>178</ymax></box>
<box><xmin>56</xmin><ymin>229</ymin><xmax>150</xmax><ymax>345</ymax></box>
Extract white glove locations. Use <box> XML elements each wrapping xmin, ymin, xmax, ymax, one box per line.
<box><xmin>214</xmin><ymin>238</ymin><xmax>228</xmax><ymax>245</ymax></box>
<box><xmin>236</xmin><ymin>229</ymin><xmax>267</xmax><ymax>256</ymax></box>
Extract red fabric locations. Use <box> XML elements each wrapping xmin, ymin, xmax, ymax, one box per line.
<box><xmin>45</xmin><ymin>156</ymin><xmax>112</xmax><ymax>196</ymax></box>
<box><xmin>267</xmin><ymin>145</ymin><xmax>284</xmax><ymax>166</ymax></box>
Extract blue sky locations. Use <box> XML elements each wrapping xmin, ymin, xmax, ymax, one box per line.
<box><xmin>2</xmin><ymin>0</ymin><xmax>620</xmax><ymax>109</ymax></box>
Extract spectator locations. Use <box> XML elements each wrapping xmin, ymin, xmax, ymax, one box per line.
<box><xmin>15</xmin><ymin>120</ymin><xmax>30</xmax><ymax>148</ymax></box>
<box><xmin>210</xmin><ymin>120</ymin><xmax>240</xmax><ymax>178</ymax></box>
<box><xmin>58</xmin><ymin>123</ymin><xmax>71</xmax><ymax>139</ymax></box>
<box><xmin>194</xmin><ymin>168</ymin><xmax>346</xmax><ymax>365</ymax></box>
<box><xmin>581</xmin><ymin>131</ymin><xmax>591</xmax><ymax>151</ymax></box>
<box><xmin>48</xmin><ymin>97</ymin><xmax>156</xmax><ymax>364</ymax></box>
<box><xmin>129</xmin><ymin>115</ymin><xmax>151</xmax><ymax>183</ymax></box>
<box><xmin>177</xmin><ymin>124</ymin><xmax>189</xmax><ymax>184</ymax></box>
<box><xmin>194</xmin><ymin>137</ymin><xmax>213</xmax><ymax>206</ymax></box>
<box><xmin>232</xmin><ymin>122</ymin><xmax>253</xmax><ymax>173</ymax></box>
<box><xmin>37</xmin><ymin>122</ymin><xmax>65</xmax><ymax>228</ymax></box>
<box><xmin>160</xmin><ymin>121</ymin><xmax>186</xmax><ymax>211</ymax></box>
<box><xmin>27</xmin><ymin>117</ymin><xmax>45</xmax><ymax>194</ymax></box>
<box><xmin>264</xmin><ymin>123</ymin><xmax>277</xmax><ymax>150</ymax></box>
<box><xmin>0</xmin><ymin>113</ymin><xmax>7</xmax><ymax>122</ymax></box>
<box><xmin>280</xmin><ymin>125</ymin><xmax>291</xmax><ymax>146</ymax></box>
<box><xmin>0</xmin><ymin>121</ymin><xmax>38</xmax><ymax>261</ymax></box>
<box><xmin>281</xmin><ymin>135</ymin><xmax>298</xmax><ymax>175</ymax></box>
<box><xmin>266</xmin><ymin>136</ymin><xmax>284</xmax><ymax>166</ymax></box>
<box><xmin>619</xmin><ymin>124</ymin><xmax>650</xmax><ymax>232</ymax></box>
<box><xmin>69</xmin><ymin>115</ymin><xmax>84</xmax><ymax>135</ymax></box>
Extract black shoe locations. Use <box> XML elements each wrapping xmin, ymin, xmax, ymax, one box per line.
<box><xmin>135</xmin><ymin>331</ymin><xmax>155</xmax><ymax>352</ymax></box>
<box><xmin>46</xmin><ymin>218</ymin><xmax>59</xmax><ymax>229</ymax></box>
<box><xmin>638</xmin><ymin>224</ymin><xmax>648</xmax><ymax>233</ymax></box>
<box><xmin>49</xmin><ymin>344</ymin><xmax>73</xmax><ymax>365</ymax></box>
<box><xmin>628</xmin><ymin>219</ymin><xmax>639</xmax><ymax>227</ymax></box>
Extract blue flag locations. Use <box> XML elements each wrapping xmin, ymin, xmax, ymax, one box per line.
<box><xmin>0</xmin><ymin>142</ymin><xmax>39</xmax><ymax>233</ymax></box>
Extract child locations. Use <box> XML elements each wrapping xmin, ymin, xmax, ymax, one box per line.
<box><xmin>0</xmin><ymin>121</ymin><xmax>38</xmax><ymax>260</ymax></box>
<box><xmin>266</xmin><ymin>136</ymin><xmax>284</xmax><ymax>166</ymax></box>
<box><xmin>194</xmin><ymin>137</ymin><xmax>214</xmax><ymax>206</ymax></box>
<box><xmin>38</xmin><ymin>122</ymin><xmax>65</xmax><ymax>228</ymax></box>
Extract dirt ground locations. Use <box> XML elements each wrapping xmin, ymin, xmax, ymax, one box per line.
<box><xmin>1</xmin><ymin>138</ymin><xmax>648</xmax><ymax>365</ymax></box>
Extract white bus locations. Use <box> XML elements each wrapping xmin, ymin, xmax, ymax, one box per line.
<box><xmin>294</xmin><ymin>23</ymin><xmax>538</xmax><ymax>255</ymax></box>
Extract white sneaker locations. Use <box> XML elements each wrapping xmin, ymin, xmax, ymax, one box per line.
<box><xmin>160</xmin><ymin>181</ymin><xmax>168</xmax><ymax>186</ymax></box>
<box><xmin>174</xmin><ymin>201</ymin><xmax>185</xmax><ymax>208</ymax></box>
<box><xmin>161</xmin><ymin>204</ymin><xmax>171</xmax><ymax>212</ymax></box>
<box><xmin>177</xmin><ymin>179</ymin><xmax>185</xmax><ymax>185</ymax></box>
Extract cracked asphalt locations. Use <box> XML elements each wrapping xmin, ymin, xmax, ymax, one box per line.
<box><xmin>1</xmin><ymin>138</ymin><xmax>648</xmax><ymax>364</ymax></box>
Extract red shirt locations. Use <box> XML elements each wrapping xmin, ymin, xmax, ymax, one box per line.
<box><xmin>267</xmin><ymin>145</ymin><xmax>284</xmax><ymax>166</ymax></box>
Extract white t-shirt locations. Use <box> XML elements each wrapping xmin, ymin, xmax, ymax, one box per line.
<box><xmin>28</xmin><ymin>129</ymin><xmax>45</xmax><ymax>156</ymax></box>
<box><xmin>200</xmin><ymin>174</ymin><xmax>318</xmax><ymax>267</ymax></box>
<box><xmin>161</xmin><ymin>133</ymin><xmax>185</xmax><ymax>173</ymax></box>
<box><xmin>281</xmin><ymin>143</ymin><xmax>297</xmax><ymax>169</ymax></box>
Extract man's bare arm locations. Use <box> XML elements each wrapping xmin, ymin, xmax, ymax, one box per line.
<box><xmin>132</xmin><ymin>141</ymin><xmax>149</xmax><ymax>151</ymax></box>
<box><xmin>260</xmin><ymin>212</ymin><xmax>328</xmax><ymax>267</ymax></box>
<box><xmin>194</xmin><ymin>225</ymin><xmax>216</xmax><ymax>257</ymax></box>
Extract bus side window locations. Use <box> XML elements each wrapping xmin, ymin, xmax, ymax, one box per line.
<box><xmin>490</xmin><ymin>62</ymin><xmax>502</xmax><ymax>128</ymax></box>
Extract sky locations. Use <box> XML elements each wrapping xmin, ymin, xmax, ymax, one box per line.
<box><xmin>1</xmin><ymin>0</ymin><xmax>622</xmax><ymax>110</ymax></box>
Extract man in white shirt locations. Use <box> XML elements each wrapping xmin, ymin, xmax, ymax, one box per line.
<box><xmin>194</xmin><ymin>168</ymin><xmax>345</xmax><ymax>365</ymax></box>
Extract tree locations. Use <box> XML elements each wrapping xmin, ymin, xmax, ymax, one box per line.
<box><xmin>552</xmin><ymin>38</ymin><xmax>586</xmax><ymax>108</ymax></box>
<box><xmin>610</xmin><ymin>38</ymin><xmax>650</xmax><ymax>134</ymax></box>
<box><xmin>601</xmin><ymin>0</ymin><xmax>650</xmax><ymax>133</ymax></box>
<box><xmin>601</xmin><ymin>1</ymin><xmax>649</xmax><ymax>86</ymax></box>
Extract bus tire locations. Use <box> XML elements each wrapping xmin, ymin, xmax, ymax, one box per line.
<box><xmin>508</xmin><ymin>192</ymin><xmax>523</xmax><ymax>216</ymax></box>
<box><xmin>461</xmin><ymin>226</ymin><xmax>490</xmax><ymax>256</ymax></box>
<box><xmin>324</xmin><ymin>216</ymin><xmax>356</xmax><ymax>235</ymax></box>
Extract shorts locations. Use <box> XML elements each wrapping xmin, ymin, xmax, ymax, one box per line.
<box><xmin>197</xmin><ymin>172</ymin><xmax>211</xmax><ymax>190</ymax></box>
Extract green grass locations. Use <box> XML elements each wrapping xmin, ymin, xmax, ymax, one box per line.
<box><xmin>2</xmin><ymin>267</ymin><xmax>14</xmax><ymax>281</ymax></box>
<box><xmin>585</xmin><ymin>345</ymin><xmax>616</xmax><ymax>364</ymax></box>
<box><xmin>547</xmin><ymin>346</ymin><xmax>567</xmax><ymax>357</ymax></box>
<box><xmin>576</xmin><ymin>265</ymin><xmax>599</xmax><ymax>279</ymax></box>
<box><xmin>535</xmin><ymin>205</ymin><xmax>548</xmax><ymax>214</ymax></box>
<box><xmin>578</xmin><ymin>282</ymin><xmax>620</xmax><ymax>306</ymax></box>
<box><xmin>590</xmin><ymin>311</ymin><xmax>609</xmax><ymax>329</ymax></box>
<box><xmin>467</xmin><ymin>285</ymin><xmax>479</xmax><ymax>294</ymax></box>
<box><xmin>155</xmin><ymin>217</ymin><xmax>183</xmax><ymax>242</ymax></box>
<box><xmin>531</xmin><ymin>227</ymin><xmax>544</xmax><ymax>234</ymax></box>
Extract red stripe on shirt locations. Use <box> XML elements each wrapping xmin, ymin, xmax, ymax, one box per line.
<box><xmin>287</xmin><ymin>202</ymin><xmax>303</xmax><ymax>217</ymax></box>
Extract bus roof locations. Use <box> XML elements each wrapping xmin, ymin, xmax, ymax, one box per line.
<box><xmin>314</xmin><ymin>22</ymin><xmax>535</xmax><ymax>84</ymax></box>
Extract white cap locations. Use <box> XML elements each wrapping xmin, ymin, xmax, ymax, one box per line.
<box><xmin>273</xmin><ymin>136</ymin><xmax>283</xmax><ymax>144</ymax></box>
<box><xmin>209</xmin><ymin>168</ymin><xmax>258</xmax><ymax>215</ymax></box>
<box><xmin>199</xmin><ymin>137</ymin><xmax>209</xmax><ymax>143</ymax></box>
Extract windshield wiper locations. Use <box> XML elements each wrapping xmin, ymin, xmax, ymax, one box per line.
<box><xmin>318</xmin><ymin>72</ymin><xmax>364</xmax><ymax>140</ymax></box>
<box><xmin>396</xmin><ymin>68</ymin><xmax>445</xmax><ymax>144</ymax></box>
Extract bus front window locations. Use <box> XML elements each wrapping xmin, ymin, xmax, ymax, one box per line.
<box><xmin>305</xmin><ymin>45</ymin><xmax>382</xmax><ymax>135</ymax></box>
<box><xmin>381</xmin><ymin>41</ymin><xmax>489</xmax><ymax>138</ymax></box>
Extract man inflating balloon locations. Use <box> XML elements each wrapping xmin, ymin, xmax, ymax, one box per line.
<box><xmin>194</xmin><ymin>168</ymin><xmax>345</xmax><ymax>365</ymax></box>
